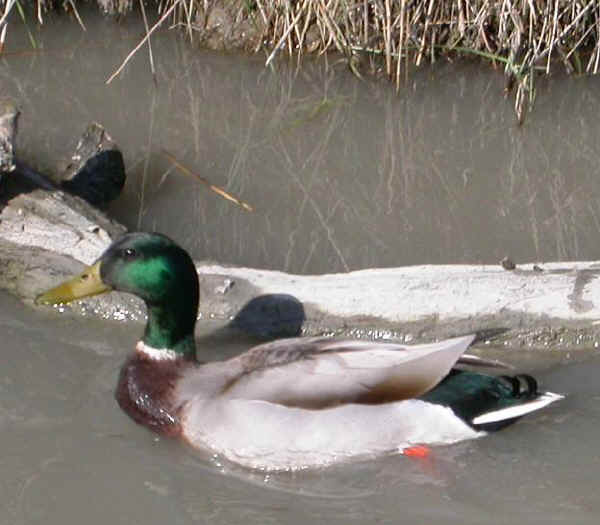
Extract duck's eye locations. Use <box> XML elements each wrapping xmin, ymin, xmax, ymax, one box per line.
<box><xmin>122</xmin><ymin>248</ymin><xmax>138</xmax><ymax>259</ymax></box>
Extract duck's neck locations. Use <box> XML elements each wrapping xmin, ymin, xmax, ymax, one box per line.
<box><xmin>143</xmin><ymin>300</ymin><xmax>197</xmax><ymax>359</ymax></box>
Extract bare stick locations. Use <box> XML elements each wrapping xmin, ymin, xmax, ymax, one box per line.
<box><xmin>106</xmin><ymin>0</ymin><xmax>180</xmax><ymax>84</ymax></box>
<box><xmin>161</xmin><ymin>150</ymin><xmax>254</xmax><ymax>212</ymax></box>
<box><xmin>0</xmin><ymin>0</ymin><xmax>17</xmax><ymax>30</ymax></box>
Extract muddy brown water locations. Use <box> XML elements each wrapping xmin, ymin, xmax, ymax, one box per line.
<box><xmin>2</xmin><ymin>8</ymin><xmax>600</xmax><ymax>525</ymax></box>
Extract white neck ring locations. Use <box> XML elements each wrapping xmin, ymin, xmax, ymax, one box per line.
<box><xmin>136</xmin><ymin>341</ymin><xmax>179</xmax><ymax>361</ymax></box>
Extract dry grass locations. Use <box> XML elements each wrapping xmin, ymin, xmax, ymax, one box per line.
<box><xmin>2</xmin><ymin>1</ymin><xmax>600</xmax><ymax>120</ymax></box>
<box><xmin>227</xmin><ymin>0</ymin><xmax>600</xmax><ymax>122</ymax></box>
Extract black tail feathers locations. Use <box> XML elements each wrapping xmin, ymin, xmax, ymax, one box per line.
<box><xmin>498</xmin><ymin>374</ymin><xmax>538</xmax><ymax>398</ymax></box>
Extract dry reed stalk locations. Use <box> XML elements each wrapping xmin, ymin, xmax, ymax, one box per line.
<box><xmin>106</xmin><ymin>0</ymin><xmax>180</xmax><ymax>83</ymax></box>
<box><xmin>265</xmin><ymin>1</ymin><xmax>307</xmax><ymax>67</ymax></box>
<box><xmin>66</xmin><ymin>0</ymin><xmax>86</xmax><ymax>31</ymax></box>
<box><xmin>0</xmin><ymin>0</ymin><xmax>17</xmax><ymax>52</ymax></box>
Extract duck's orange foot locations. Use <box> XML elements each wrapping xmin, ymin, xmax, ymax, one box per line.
<box><xmin>401</xmin><ymin>444</ymin><xmax>431</xmax><ymax>458</ymax></box>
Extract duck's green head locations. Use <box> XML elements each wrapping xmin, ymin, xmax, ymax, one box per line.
<box><xmin>37</xmin><ymin>232</ymin><xmax>199</xmax><ymax>358</ymax></box>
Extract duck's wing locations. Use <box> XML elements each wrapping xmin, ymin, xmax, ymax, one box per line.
<box><xmin>456</xmin><ymin>354</ymin><xmax>513</xmax><ymax>370</ymax></box>
<box><xmin>213</xmin><ymin>334</ymin><xmax>476</xmax><ymax>408</ymax></box>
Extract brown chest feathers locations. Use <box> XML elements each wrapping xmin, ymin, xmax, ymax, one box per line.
<box><xmin>115</xmin><ymin>353</ymin><xmax>191</xmax><ymax>437</ymax></box>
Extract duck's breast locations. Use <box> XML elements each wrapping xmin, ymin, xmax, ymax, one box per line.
<box><xmin>116</xmin><ymin>353</ymin><xmax>192</xmax><ymax>437</ymax></box>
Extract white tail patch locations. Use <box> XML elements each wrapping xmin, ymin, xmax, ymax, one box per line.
<box><xmin>136</xmin><ymin>341</ymin><xmax>179</xmax><ymax>361</ymax></box>
<box><xmin>472</xmin><ymin>392</ymin><xmax>564</xmax><ymax>425</ymax></box>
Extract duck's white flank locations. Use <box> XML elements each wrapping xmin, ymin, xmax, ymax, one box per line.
<box><xmin>136</xmin><ymin>341</ymin><xmax>179</xmax><ymax>360</ymax></box>
<box><xmin>181</xmin><ymin>398</ymin><xmax>483</xmax><ymax>471</ymax></box>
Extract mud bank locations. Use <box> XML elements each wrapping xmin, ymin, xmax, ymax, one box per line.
<box><xmin>1</xmin><ymin>189</ymin><xmax>600</xmax><ymax>353</ymax></box>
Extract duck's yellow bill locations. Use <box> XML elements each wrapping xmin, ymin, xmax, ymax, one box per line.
<box><xmin>35</xmin><ymin>261</ymin><xmax>111</xmax><ymax>305</ymax></box>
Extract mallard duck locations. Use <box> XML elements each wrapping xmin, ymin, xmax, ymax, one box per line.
<box><xmin>37</xmin><ymin>233</ymin><xmax>563</xmax><ymax>470</ymax></box>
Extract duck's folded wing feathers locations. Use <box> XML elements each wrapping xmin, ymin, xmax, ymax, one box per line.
<box><xmin>456</xmin><ymin>354</ymin><xmax>513</xmax><ymax>370</ymax></box>
<box><xmin>218</xmin><ymin>334</ymin><xmax>476</xmax><ymax>408</ymax></box>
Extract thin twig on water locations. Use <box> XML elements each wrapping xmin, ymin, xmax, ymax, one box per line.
<box><xmin>161</xmin><ymin>150</ymin><xmax>254</xmax><ymax>212</ymax></box>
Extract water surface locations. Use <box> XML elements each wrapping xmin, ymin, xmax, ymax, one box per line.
<box><xmin>2</xmin><ymin>9</ymin><xmax>600</xmax><ymax>525</ymax></box>
<box><xmin>0</xmin><ymin>291</ymin><xmax>597</xmax><ymax>525</ymax></box>
<box><xmin>2</xmin><ymin>9</ymin><xmax>600</xmax><ymax>273</ymax></box>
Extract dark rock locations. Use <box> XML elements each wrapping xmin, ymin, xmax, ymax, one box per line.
<box><xmin>14</xmin><ymin>160</ymin><xmax>58</xmax><ymax>191</ymax></box>
<box><xmin>500</xmin><ymin>256</ymin><xmax>516</xmax><ymax>270</ymax></box>
<box><xmin>1</xmin><ymin>105</ymin><xmax>124</xmax><ymax>206</ymax></box>
<box><xmin>59</xmin><ymin>122</ymin><xmax>126</xmax><ymax>207</ymax></box>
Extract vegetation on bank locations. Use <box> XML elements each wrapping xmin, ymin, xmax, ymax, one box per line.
<box><xmin>1</xmin><ymin>1</ymin><xmax>599</xmax><ymax>121</ymax></box>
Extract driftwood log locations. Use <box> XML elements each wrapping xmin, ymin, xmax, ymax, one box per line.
<box><xmin>1</xmin><ymin>102</ymin><xmax>598</xmax><ymax>353</ymax></box>
<box><xmin>1</xmin><ymin>189</ymin><xmax>600</xmax><ymax>354</ymax></box>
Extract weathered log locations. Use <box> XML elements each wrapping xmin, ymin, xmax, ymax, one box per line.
<box><xmin>0</xmin><ymin>189</ymin><xmax>143</xmax><ymax>320</ymax></box>
<box><xmin>1</xmin><ymin>188</ymin><xmax>599</xmax><ymax>353</ymax></box>
<box><xmin>194</xmin><ymin>261</ymin><xmax>600</xmax><ymax>349</ymax></box>
<box><xmin>0</xmin><ymin>190</ymin><xmax>125</xmax><ymax>263</ymax></box>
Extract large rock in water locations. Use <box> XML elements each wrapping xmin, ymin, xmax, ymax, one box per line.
<box><xmin>59</xmin><ymin>122</ymin><xmax>126</xmax><ymax>207</ymax></box>
<box><xmin>1</xmin><ymin>188</ymin><xmax>600</xmax><ymax>353</ymax></box>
